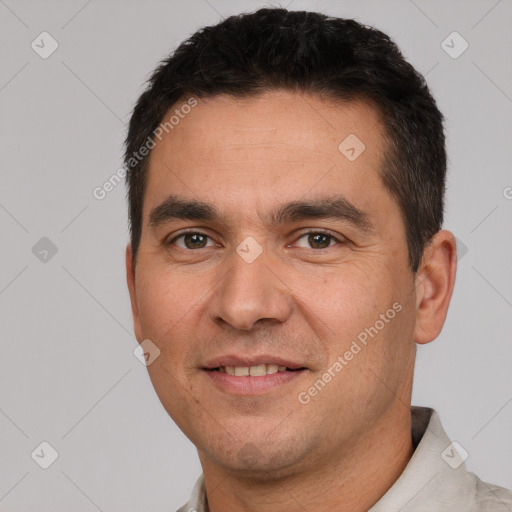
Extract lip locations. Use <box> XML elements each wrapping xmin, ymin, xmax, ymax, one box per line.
<box><xmin>202</xmin><ymin>354</ymin><xmax>306</xmax><ymax>370</ymax></box>
<box><xmin>201</xmin><ymin>353</ymin><xmax>308</xmax><ymax>396</ymax></box>
<box><xmin>203</xmin><ymin>367</ymin><xmax>307</xmax><ymax>395</ymax></box>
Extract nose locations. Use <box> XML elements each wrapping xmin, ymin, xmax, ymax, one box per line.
<box><xmin>208</xmin><ymin>244</ymin><xmax>293</xmax><ymax>331</ymax></box>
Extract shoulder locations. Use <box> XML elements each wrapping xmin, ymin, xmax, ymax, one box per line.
<box><xmin>473</xmin><ymin>477</ymin><xmax>512</xmax><ymax>511</ymax></box>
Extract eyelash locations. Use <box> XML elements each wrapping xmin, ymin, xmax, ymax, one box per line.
<box><xmin>166</xmin><ymin>229</ymin><xmax>345</xmax><ymax>250</ymax></box>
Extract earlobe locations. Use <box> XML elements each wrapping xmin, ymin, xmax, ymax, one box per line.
<box><xmin>126</xmin><ymin>244</ymin><xmax>143</xmax><ymax>342</ymax></box>
<box><xmin>413</xmin><ymin>230</ymin><xmax>457</xmax><ymax>345</ymax></box>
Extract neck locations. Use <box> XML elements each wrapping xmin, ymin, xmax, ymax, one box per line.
<box><xmin>200</xmin><ymin>402</ymin><xmax>414</xmax><ymax>512</ymax></box>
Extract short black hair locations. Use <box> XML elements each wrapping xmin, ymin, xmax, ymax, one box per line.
<box><xmin>125</xmin><ymin>7</ymin><xmax>446</xmax><ymax>273</ymax></box>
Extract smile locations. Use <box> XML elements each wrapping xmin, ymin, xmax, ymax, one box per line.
<box><xmin>213</xmin><ymin>364</ymin><xmax>304</xmax><ymax>376</ymax></box>
<box><xmin>204</xmin><ymin>365</ymin><xmax>307</xmax><ymax>395</ymax></box>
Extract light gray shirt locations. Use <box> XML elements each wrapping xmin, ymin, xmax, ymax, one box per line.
<box><xmin>177</xmin><ymin>406</ymin><xmax>512</xmax><ymax>511</ymax></box>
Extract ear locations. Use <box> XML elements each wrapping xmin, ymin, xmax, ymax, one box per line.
<box><xmin>413</xmin><ymin>229</ymin><xmax>457</xmax><ymax>344</ymax></box>
<box><xmin>126</xmin><ymin>244</ymin><xmax>143</xmax><ymax>342</ymax></box>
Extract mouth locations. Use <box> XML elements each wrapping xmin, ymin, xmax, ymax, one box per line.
<box><xmin>208</xmin><ymin>364</ymin><xmax>306</xmax><ymax>376</ymax></box>
<box><xmin>202</xmin><ymin>358</ymin><xmax>308</xmax><ymax>395</ymax></box>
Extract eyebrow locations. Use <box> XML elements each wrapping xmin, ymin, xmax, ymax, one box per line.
<box><xmin>149</xmin><ymin>194</ymin><xmax>374</xmax><ymax>234</ymax></box>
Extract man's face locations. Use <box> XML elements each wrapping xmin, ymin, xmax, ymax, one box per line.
<box><xmin>127</xmin><ymin>91</ymin><xmax>419</xmax><ymax>476</ymax></box>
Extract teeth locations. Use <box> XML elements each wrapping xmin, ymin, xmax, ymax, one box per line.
<box><xmin>249</xmin><ymin>364</ymin><xmax>266</xmax><ymax>376</ymax></box>
<box><xmin>266</xmin><ymin>364</ymin><xmax>279</xmax><ymax>374</ymax></box>
<box><xmin>218</xmin><ymin>364</ymin><xmax>290</xmax><ymax>376</ymax></box>
<box><xmin>234</xmin><ymin>366</ymin><xmax>250</xmax><ymax>376</ymax></box>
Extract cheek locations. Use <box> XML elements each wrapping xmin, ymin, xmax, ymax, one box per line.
<box><xmin>310</xmin><ymin>261</ymin><xmax>411</xmax><ymax>385</ymax></box>
<box><xmin>305</xmin><ymin>264</ymin><xmax>393</xmax><ymax>333</ymax></box>
<box><xmin>135</xmin><ymin>266</ymin><xmax>195</xmax><ymax>343</ymax></box>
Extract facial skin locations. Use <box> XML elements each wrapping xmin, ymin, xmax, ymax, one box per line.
<box><xmin>126</xmin><ymin>90</ymin><xmax>457</xmax><ymax>511</ymax></box>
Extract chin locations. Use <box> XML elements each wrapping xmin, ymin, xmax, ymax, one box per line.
<box><xmin>199</xmin><ymin>431</ymin><xmax>315</xmax><ymax>480</ymax></box>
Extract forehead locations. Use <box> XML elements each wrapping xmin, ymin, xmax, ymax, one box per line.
<box><xmin>144</xmin><ymin>91</ymin><xmax>391</xmax><ymax>227</ymax></box>
<box><xmin>153</xmin><ymin>91</ymin><xmax>384</xmax><ymax>158</ymax></box>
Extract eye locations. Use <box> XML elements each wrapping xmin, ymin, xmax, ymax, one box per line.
<box><xmin>292</xmin><ymin>230</ymin><xmax>344</xmax><ymax>250</ymax></box>
<box><xmin>167</xmin><ymin>231</ymin><xmax>216</xmax><ymax>250</ymax></box>
<box><xmin>165</xmin><ymin>229</ymin><xmax>344</xmax><ymax>251</ymax></box>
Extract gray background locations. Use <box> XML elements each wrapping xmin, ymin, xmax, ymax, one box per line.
<box><xmin>0</xmin><ymin>0</ymin><xmax>511</xmax><ymax>510</ymax></box>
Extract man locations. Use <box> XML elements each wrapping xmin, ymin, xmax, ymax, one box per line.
<box><xmin>124</xmin><ymin>7</ymin><xmax>512</xmax><ymax>511</ymax></box>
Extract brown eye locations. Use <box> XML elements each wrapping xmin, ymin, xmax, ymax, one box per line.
<box><xmin>169</xmin><ymin>232</ymin><xmax>215</xmax><ymax>250</ymax></box>
<box><xmin>308</xmin><ymin>233</ymin><xmax>331</xmax><ymax>249</ymax></box>
<box><xmin>294</xmin><ymin>231</ymin><xmax>341</xmax><ymax>250</ymax></box>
